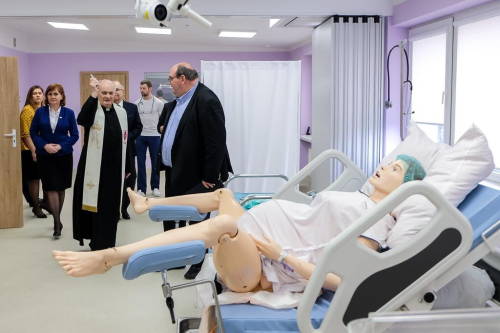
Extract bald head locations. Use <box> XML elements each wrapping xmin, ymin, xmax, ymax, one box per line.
<box><xmin>169</xmin><ymin>62</ymin><xmax>199</xmax><ymax>97</ymax></box>
<box><xmin>98</xmin><ymin>79</ymin><xmax>115</xmax><ymax>108</ymax></box>
<box><xmin>113</xmin><ymin>80</ymin><xmax>125</xmax><ymax>103</ymax></box>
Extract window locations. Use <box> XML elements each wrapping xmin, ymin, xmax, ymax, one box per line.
<box><xmin>409</xmin><ymin>3</ymin><xmax>500</xmax><ymax>181</ymax></box>
<box><xmin>454</xmin><ymin>14</ymin><xmax>500</xmax><ymax>170</ymax></box>
<box><xmin>410</xmin><ymin>32</ymin><xmax>447</xmax><ymax>143</ymax></box>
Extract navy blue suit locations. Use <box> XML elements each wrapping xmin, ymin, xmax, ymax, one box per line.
<box><xmin>30</xmin><ymin>105</ymin><xmax>79</xmax><ymax>191</ymax></box>
<box><xmin>30</xmin><ymin>105</ymin><xmax>79</xmax><ymax>156</ymax></box>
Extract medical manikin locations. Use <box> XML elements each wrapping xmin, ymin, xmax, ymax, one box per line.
<box><xmin>53</xmin><ymin>155</ymin><xmax>426</xmax><ymax>293</ymax></box>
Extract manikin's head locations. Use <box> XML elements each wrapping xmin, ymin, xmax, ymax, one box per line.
<box><xmin>369</xmin><ymin>154</ymin><xmax>426</xmax><ymax>199</ymax></box>
<box><xmin>139</xmin><ymin>80</ymin><xmax>152</xmax><ymax>98</ymax></box>
<box><xmin>168</xmin><ymin>62</ymin><xmax>199</xmax><ymax>98</ymax></box>
<box><xmin>98</xmin><ymin>79</ymin><xmax>115</xmax><ymax>109</ymax></box>
<box><xmin>113</xmin><ymin>81</ymin><xmax>125</xmax><ymax>104</ymax></box>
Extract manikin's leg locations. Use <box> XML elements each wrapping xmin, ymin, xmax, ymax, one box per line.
<box><xmin>128</xmin><ymin>187</ymin><xmax>243</xmax><ymax>216</ymax></box>
<box><xmin>53</xmin><ymin>189</ymin><xmax>262</xmax><ymax>292</ymax></box>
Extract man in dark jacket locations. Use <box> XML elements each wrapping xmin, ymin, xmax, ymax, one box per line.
<box><xmin>113</xmin><ymin>81</ymin><xmax>143</xmax><ymax>220</ymax></box>
<box><xmin>158</xmin><ymin>62</ymin><xmax>232</xmax><ymax>279</ymax></box>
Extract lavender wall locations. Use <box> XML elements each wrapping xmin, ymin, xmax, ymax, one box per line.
<box><xmin>25</xmin><ymin>51</ymin><xmax>292</xmax><ymax>166</ymax></box>
<box><xmin>289</xmin><ymin>44</ymin><xmax>312</xmax><ymax>168</ymax></box>
<box><xmin>0</xmin><ymin>45</ymin><xmax>30</xmax><ymax>108</ymax></box>
<box><xmin>28</xmin><ymin>51</ymin><xmax>291</xmax><ymax>113</ymax></box>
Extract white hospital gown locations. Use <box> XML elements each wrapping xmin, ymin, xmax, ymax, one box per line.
<box><xmin>237</xmin><ymin>191</ymin><xmax>395</xmax><ymax>293</ymax></box>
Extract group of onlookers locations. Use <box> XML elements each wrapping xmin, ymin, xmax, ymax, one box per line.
<box><xmin>21</xmin><ymin>62</ymin><xmax>232</xmax><ymax>281</ymax></box>
<box><xmin>19</xmin><ymin>79</ymin><xmax>163</xmax><ymax>240</ymax></box>
<box><xmin>20</xmin><ymin>84</ymin><xmax>78</xmax><ymax>239</ymax></box>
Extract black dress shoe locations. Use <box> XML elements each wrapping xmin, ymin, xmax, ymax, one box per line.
<box><xmin>32</xmin><ymin>207</ymin><xmax>47</xmax><ymax>218</ymax></box>
<box><xmin>121</xmin><ymin>210</ymin><xmax>130</xmax><ymax>220</ymax></box>
<box><xmin>53</xmin><ymin>223</ymin><xmax>63</xmax><ymax>240</ymax></box>
<box><xmin>184</xmin><ymin>263</ymin><xmax>202</xmax><ymax>280</ymax></box>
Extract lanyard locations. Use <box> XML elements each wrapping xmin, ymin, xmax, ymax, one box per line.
<box><xmin>138</xmin><ymin>97</ymin><xmax>155</xmax><ymax>114</ymax></box>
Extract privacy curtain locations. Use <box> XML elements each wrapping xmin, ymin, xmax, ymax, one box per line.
<box><xmin>201</xmin><ymin>61</ymin><xmax>301</xmax><ymax>193</ymax></box>
<box><xmin>331</xmin><ymin>16</ymin><xmax>385</xmax><ymax>178</ymax></box>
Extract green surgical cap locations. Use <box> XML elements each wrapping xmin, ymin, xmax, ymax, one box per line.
<box><xmin>396</xmin><ymin>154</ymin><xmax>426</xmax><ymax>183</ymax></box>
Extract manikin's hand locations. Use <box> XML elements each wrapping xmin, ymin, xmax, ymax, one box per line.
<box><xmin>252</xmin><ymin>235</ymin><xmax>282</xmax><ymax>261</ymax></box>
<box><xmin>201</xmin><ymin>180</ymin><xmax>215</xmax><ymax>189</ymax></box>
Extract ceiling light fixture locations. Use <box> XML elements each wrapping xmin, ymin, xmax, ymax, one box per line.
<box><xmin>269</xmin><ymin>18</ymin><xmax>280</xmax><ymax>28</ymax></box>
<box><xmin>47</xmin><ymin>22</ymin><xmax>89</xmax><ymax>30</ymax></box>
<box><xmin>218</xmin><ymin>31</ymin><xmax>256</xmax><ymax>38</ymax></box>
<box><xmin>135</xmin><ymin>26</ymin><xmax>172</xmax><ymax>34</ymax></box>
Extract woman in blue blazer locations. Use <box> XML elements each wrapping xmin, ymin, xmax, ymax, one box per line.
<box><xmin>31</xmin><ymin>83</ymin><xmax>79</xmax><ymax>239</ymax></box>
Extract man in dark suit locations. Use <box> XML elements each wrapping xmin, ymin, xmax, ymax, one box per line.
<box><xmin>113</xmin><ymin>81</ymin><xmax>143</xmax><ymax>220</ymax></box>
<box><xmin>158</xmin><ymin>62</ymin><xmax>233</xmax><ymax>279</ymax></box>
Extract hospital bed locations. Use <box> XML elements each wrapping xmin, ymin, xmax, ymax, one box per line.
<box><xmin>122</xmin><ymin>152</ymin><xmax>500</xmax><ymax>333</ymax></box>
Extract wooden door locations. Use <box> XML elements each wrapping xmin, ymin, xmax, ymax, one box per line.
<box><xmin>0</xmin><ymin>57</ymin><xmax>22</xmax><ymax>228</ymax></box>
<box><xmin>80</xmin><ymin>71</ymin><xmax>129</xmax><ymax>107</ymax></box>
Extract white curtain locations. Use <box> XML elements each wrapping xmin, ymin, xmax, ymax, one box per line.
<box><xmin>201</xmin><ymin>61</ymin><xmax>301</xmax><ymax>193</ymax></box>
<box><xmin>331</xmin><ymin>17</ymin><xmax>385</xmax><ymax>178</ymax></box>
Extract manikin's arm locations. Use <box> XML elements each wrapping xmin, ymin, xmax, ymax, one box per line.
<box><xmin>254</xmin><ymin>236</ymin><xmax>379</xmax><ymax>291</ymax></box>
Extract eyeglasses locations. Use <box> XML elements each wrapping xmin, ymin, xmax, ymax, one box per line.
<box><xmin>168</xmin><ymin>74</ymin><xmax>184</xmax><ymax>83</ymax></box>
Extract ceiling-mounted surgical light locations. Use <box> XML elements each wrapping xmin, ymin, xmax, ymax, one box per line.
<box><xmin>135</xmin><ymin>0</ymin><xmax>212</xmax><ymax>28</ymax></box>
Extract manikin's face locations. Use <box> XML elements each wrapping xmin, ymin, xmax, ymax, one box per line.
<box><xmin>114</xmin><ymin>84</ymin><xmax>124</xmax><ymax>103</ymax></box>
<box><xmin>47</xmin><ymin>89</ymin><xmax>63</xmax><ymax>108</ymax></box>
<box><xmin>99</xmin><ymin>81</ymin><xmax>115</xmax><ymax>108</ymax></box>
<box><xmin>140</xmin><ymin>84</ymin><xmax>152</xmax><ymax>98</ymax></box>
<box><xmin>32</xmin><ymin>88</ymin><xmax>44</xmax><ymax>105</ymax></box>
<box><xmin>368</xmin><ymin>160</ymin><xmax>406</xmax><ymax>195</ymax></box>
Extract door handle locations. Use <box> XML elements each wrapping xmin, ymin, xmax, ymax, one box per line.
<box><xmin>3</xmin><ymin>129</ymin><xmax>17</xmax><ymax>148</ymax></box>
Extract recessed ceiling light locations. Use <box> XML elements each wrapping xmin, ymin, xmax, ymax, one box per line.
<box><xmin>269</xmin><ymin>18</ymin><xmax>280</xmax><ymax>28</ymax></box>
<box><xmin>218</xmin><ymin>31</ymin><xmax>256</xmax><ymax>38</ymax></box>
<box><xmin>135</xmin><ymin>27</ymin><xmax>172</xmax><ymax>35</ymax></box>
<box><xmin>47</xmin><ymin>22</ymin><xmax>89</xmax><ymax>30</ymax></box>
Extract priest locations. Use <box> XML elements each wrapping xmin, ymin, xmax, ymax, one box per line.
<box><xmin>73</xmin><ymin>77</ymin><xmax>128</xmax><ymax>250</ymax></box>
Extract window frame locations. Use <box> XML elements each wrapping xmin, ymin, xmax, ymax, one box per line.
<box><xmin>408</xmin><ymin>2</ymin><xmax>500</xmax><ymax>184</ymax></box>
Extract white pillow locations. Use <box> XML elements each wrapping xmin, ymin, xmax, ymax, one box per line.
<box><xmin>424</xmin><ymin>124</ymin><xmax>495</xmax><ymax>206</ymax></box>
<box><xmin>365</xmin><ymin>123</ymin><xmax>494</xmax><ymax>250</ymax></box>
<box><xmin>361</xmin><ymin>121</ymin><xmax>442</xmax><ymax>195</ymax></box>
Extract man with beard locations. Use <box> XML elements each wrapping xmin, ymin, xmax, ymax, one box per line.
<box><xmin>134</xmin><ymin>80</ymin><xmax>164</xmax><ymax>197</ymax></box>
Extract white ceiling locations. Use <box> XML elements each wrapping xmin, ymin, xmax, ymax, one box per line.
<box><xmin>0</xmin><ymin>0</ymin><xmax>406</xmax><ymax>53</ymax></box>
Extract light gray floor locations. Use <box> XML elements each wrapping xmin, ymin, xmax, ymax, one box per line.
<box><xmin>0</xmin><ymin>185</ymin><xmax>201</xmax><ymax>333</ymax></box>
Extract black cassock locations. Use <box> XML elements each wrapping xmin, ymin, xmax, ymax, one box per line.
<box><xmin>73</xmin><ymin>97</ymin><xmax>123</xmax><ymax>250</ymax></box>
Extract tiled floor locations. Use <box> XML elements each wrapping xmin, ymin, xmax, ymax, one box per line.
<box><xmin>0</xmin><ymin>184</ymin><xmax>201</xmax><ymax>333</ymax></box>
